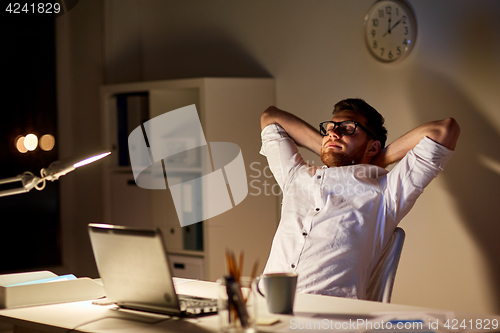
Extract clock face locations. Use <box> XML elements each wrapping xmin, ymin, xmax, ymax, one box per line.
<box><xmin>364</xmin><ymin>0</ymin><xmax>417</xmax><ymax>62</ymax></box>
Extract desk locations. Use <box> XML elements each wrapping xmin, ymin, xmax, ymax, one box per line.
<box><xmin>0</xmin><ymin>279</ymin><xmax>499</xmax><ymax>333</ymax></box>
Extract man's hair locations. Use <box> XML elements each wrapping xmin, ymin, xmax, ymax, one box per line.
<box><xmin>333</xmin><ymin>98</ymin><xmax>388</xmax><ymax>148</ymax></box>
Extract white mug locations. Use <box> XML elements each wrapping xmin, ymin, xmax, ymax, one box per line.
<box><xmin>255</xmin><ymin>273</ymin><xmax>297</xmax><ymax>314</ymax></box>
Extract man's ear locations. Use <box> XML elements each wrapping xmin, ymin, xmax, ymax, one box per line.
<box><xmin>366</xmin><ymin>140</ymin><xmax>382</xmax><ymax>157</ymax></box>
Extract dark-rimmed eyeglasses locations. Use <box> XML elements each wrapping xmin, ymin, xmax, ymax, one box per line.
<box><xmin>319</xmin><ymin>120</ymin><xmax>377</xmax><ymax>140</ymax></box>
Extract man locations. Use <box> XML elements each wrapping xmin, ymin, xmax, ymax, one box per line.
<box><xmin>259</xmin><ymin>98</ymin><xmax>460</xmax><ymax>299</ymax></box>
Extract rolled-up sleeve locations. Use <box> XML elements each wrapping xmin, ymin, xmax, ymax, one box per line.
<box><xmin>385</xmin><ymin>136</ymin><xmax>454</xmax><ymax>221</ymax></box>
<box><xmin>260</xmin><ymin>124</ymin><xmax>305</xmax><ymax>190</ymax></box>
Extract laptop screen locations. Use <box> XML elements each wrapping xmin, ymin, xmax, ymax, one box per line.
<box><xmin>88</xmin><ymin>223</ymin><xmax>182</xmax><ymax>315</ymax></box>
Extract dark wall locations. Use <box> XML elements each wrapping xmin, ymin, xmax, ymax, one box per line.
<box><xmin>0</xmin><ymin>8</ymin><xmax>60</xmax><ymax>272</ymax></box>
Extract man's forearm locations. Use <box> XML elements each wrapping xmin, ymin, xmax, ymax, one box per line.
<box><xmin>261</xmin><ymin>106</ymin><xmax>323</xmax><ymax>155</ymax></box>
<box><xmin>372</xmin><ymin>117</ymin><xmax>460</xmax><ymax>168</ymax></box>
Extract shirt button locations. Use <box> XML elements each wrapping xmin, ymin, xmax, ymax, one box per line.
<box><xmin>317</xmin><ymin>175</ymin><xmax>321</xmax><ymax>179</ymax></box>
<box><xmin>291</xmin><ymin>264</ymin><xmax>295</xmax><ymax>269</ymax></box>
<box><xmin>315</xmin><ymin>208</ymin><xmax>320</xmax><ymax>211</ymax></box>
<box><xmin>302</xmin><ymin>232</ymin><xmax>307</xmax><ymax>236</ymax></box>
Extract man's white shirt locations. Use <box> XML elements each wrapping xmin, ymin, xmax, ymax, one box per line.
<box><xmin>260</xmin><ymin>123</ymin><xmax>453</xmax><ymax>299</ymax></box>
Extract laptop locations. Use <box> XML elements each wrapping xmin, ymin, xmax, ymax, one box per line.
<box><xmin>88</xmin><ymin>223</ymin><xmax>217</xmax><ymax>317</ymax></box>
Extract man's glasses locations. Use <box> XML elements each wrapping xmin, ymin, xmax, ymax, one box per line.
<box><xmin>319</xmin><ymin>121</ymin><xmax>377</xmax><ymax>140</ymax></box>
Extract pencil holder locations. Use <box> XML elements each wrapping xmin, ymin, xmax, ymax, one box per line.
<box><xmin>217</xmin><ymin>276</ymin><xmax>257</xmax><ymax>333</ymax></box>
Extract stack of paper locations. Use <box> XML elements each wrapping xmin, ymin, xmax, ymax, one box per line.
<box><xmin>0</xmin><ymin>271</ymin><xmax>105</xmax><ymax>309</ymax></box>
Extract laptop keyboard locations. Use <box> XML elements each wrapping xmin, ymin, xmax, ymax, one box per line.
<box><xmin>178</xmin><ymin>295</ymin><xmax>218</xmax><ymax>314</ymax></box>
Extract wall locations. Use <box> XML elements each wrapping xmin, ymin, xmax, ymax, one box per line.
<box><xmin>57</xmin><ymin>0</ymin><xmax>500</xmax><ymax>314</ymax></box>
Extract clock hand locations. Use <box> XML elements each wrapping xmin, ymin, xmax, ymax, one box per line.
<box><xmin>382</xmin><ymin>17</ymin><xmax>392</xmax><ymax>37</ymax></box>
<box><xmin>390</xmin><ymin>18</ymin><xmax>403</xmax><ymax>31</ymax></box>
<box><xmin>382</xmin><ymin>17</ymin><xmax>403</xmax><ymax>37</ymax></box>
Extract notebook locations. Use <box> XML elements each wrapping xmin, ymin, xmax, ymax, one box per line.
<box><xmin>88</xmin><ymin>223</ymin><xmax>217</xmax><ymax>317</ymax></box>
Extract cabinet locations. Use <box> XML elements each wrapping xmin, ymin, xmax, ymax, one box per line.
<box><xmin>100</xmin><ymin>78</ymin><xmax>276</xmax><ymax>281</ymax></box>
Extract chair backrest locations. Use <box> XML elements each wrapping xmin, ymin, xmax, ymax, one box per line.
<box><xmin>365</xmin><ymin>227</ymin><xmax>405</xmax><ymax>303</ymax></box>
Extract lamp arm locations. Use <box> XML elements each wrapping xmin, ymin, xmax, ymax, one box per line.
<box><xmin>0</xmin><ymin>172</ymin><xmax>43</xmax><ymax>198</ymax></box>
<box><xmin>0</xmin><ymin>175</ymin><xmax>27</xmax><ymax>186</ymax></box>
<box><xmin>0</xmin><ymin>150</ymin><xmax>110</xmax><ymax>198</ymax></box>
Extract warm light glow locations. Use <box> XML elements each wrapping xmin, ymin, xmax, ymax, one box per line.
<box><xmin>16</xmin><ymin>136</ymin><xmax>28</xmax><ymax>153</ymax></box>
<box><xmin>40</xmin><ymin>134</ymin><xmax>56</xmax><ymax>151</ymax></box>
<box><xmin>24</xmin><ymin>134</ymin><xmax>38</xmax><ymax>151</ymax></box>
<box><xmin>74</xmin><ymin>152</ymin><xmax>111</xmax><ymax>168</ymax></box>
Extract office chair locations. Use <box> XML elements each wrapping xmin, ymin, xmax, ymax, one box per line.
<box><xmin>365</xmin><ymin>227</ymin><xmax>405</xmax><ymax>303</ymax></box>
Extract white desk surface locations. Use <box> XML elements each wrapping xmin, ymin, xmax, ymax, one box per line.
<box><xmin>0</xmin><ymin>279</ymin><xmax>499</xmax><ymax>333</ymax></box>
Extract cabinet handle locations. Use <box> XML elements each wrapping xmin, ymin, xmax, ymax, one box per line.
<box><xmin>173</xmin><ymin>263</ymin><xmax>185</xmax><ymax>269</ymax></box>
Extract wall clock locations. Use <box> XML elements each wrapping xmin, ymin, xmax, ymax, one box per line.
<box><xmin>363</xmin><ymin>0</ymin><xmax>417</xmax><ymax>62</ymax></box>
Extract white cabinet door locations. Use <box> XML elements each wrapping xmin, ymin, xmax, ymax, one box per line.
<box><xmin>110</xmin><ymin>173</ymin><xmax>152</xmax><ymax>228</ymax></box>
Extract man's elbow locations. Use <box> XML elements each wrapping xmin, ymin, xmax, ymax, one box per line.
<box><xmin>445</xmin><ymin>117</ymin><xmax>460</xmax><ymax>134</ymax></box>
<box><xmin>437</xmin><ymin>117</ymin><xmax>460</xmax><ymax>150</ymax></box>
<box><xmin>262</xmin><ymin>106</ymin><xmax>279</xmax><ymax>117</ymax></box>
<box><xmin>443</xmin><ymin>117</ymin><xmax>460</xmax><ymax>140</ymax></box>
<box><xmin>261</xmin><ymin>106</ymin><xmax>279</xmax><ymax>130</ymax></box>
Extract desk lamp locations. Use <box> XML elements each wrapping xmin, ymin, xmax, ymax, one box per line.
<box><xmin>0</xmin><ymin>150</ymin><xmax>111</xmax><ymax>198</ymax></box>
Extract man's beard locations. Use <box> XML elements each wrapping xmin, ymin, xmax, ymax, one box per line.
<box><xmin>320</xmin><ymin>140</ymin><xmax>368</xmax><ymax>167</ymax></box>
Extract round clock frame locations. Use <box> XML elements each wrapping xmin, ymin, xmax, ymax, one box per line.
<box><xmin>363</xmin><ymin>0</ymin><xmax>417</xmax><ymax>63</ymax></box>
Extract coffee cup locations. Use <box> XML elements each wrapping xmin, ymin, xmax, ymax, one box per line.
<box><xmin>255</xmin><ymin>273</ymin><xmax>297</xmax><ymax>314</ymax></box>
